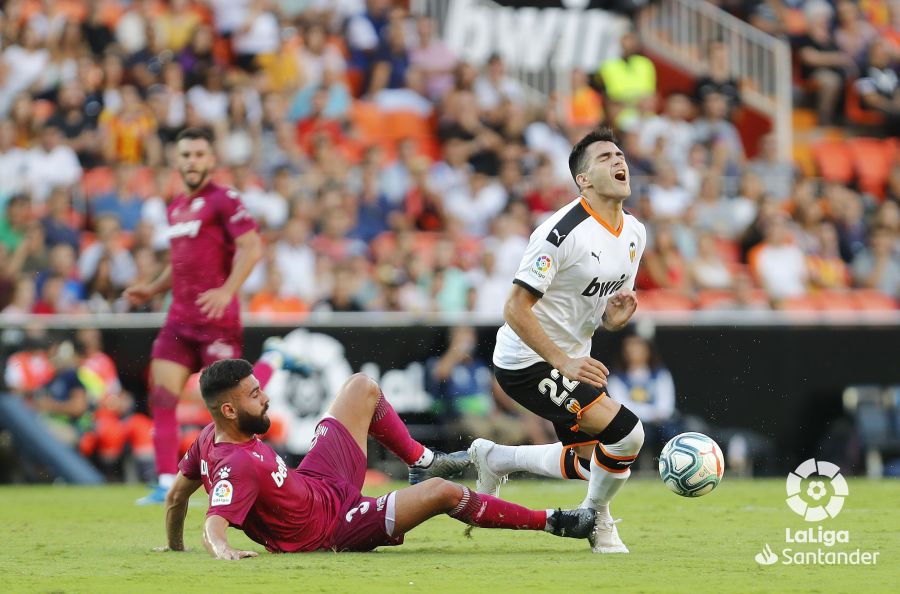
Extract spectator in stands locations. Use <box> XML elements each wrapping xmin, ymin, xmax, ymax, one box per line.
<box><xmin>187</xmin><ymin>66</ymin><xmax>229</xmax><ymax>125</ymax></box>
<box><xmin>694</xmin><ymin>39</ymin><xmax>741</xmax><ymax>119</ymax></box>
<box><xmin>468</xmin><ymin>245</ymin><xmax>508</xmax><ymax>318</ymax></box>
<box><xmin>275</xmin><ymin>217</ymin><xmax>318</xmax><ymax>303</ymax></box>
<box><xmin>82</xmin><ymin>2</ymin><xmax>115</xmax><ymax>57</ymax></box>
<box><xmin>852</xmin><ymin>225</ymin><xmax>900</xmax><ymax>297</ymax></box>
<box><xmin>78</xmin><ymin>214</ymin><xmax>136</xmax><ymax>293</ymax></box>
<box><xmin>596</xmin><ymin>29</ymin><xmax>656</xmax><ymax>129</ymax></box>
<box><xmin>178</xmin><ymin>24</ymin><xmax>217</xmax><ymax>89</ymax></box>
<box><xmin>46</xmin><ymin>82</ymin><xmax>100</xmax><ymax>168</ymax></box>
<box><xmin>92</xmin><ymin>165</ymin><xmax>144</xmax><ymax>232</ymax></box>
<box><xmin>807</xmin><ymin>221</ymin><xmax>851</xmax><ymax>291</ymax></box>
<box><xmin>410</xmin><ymin>15</ymin><xmax>457</xmax><ymax>101</ymax></box>
<box><xmin>25</xmin><ymin>124</ymin><xmax>82</xmax><ymax>205</ymax></box>
<box><xmin>0</xmin><ymin>121</ymin><xmax>28</xmax><ymax>201</ymax></box>
<box><xmin>233</xmin><ymin>0</ymin><xmax>280</xmax><ymax>72</ymax></box>
<box><xmin>747</xmin><ymin>133</ymin><xmax>796</xmax><ymax>202</ymax></box>
<box><xmin>855</xmin><ymin>39</ymin><xmax>900</xmax><ymax>135</ymax></box>
<box><xmin>367</xmin><ymin>19</ymin><xmax>411</xmax><ymax>97</ymax></box>
<box><xmin>0</xmin><ymin>23</ymin><xmax>49</xmax><ymax>116</ymax></box>
<box><xmin>796</xmin><ymin>1</ymin><xmax>857</xmax><ymax>125</ymax></box>
<box><xmin>639</xmin><ymin>92</ymin><xmax>695</xmax><ymax>170</ymax></box>
<box><xmin>98</xmin><ymin>85</ymin><xmax>161</xmax><ymax>166</ymax></box>
<box><xmin>524</xmin><ymin>154</ymin><xmax>570</xmax><ymax>218</ymax></box>
<box><xmin>314</xmin><ymin>264</ymin><xmax>365</xmax><ymax>312</ymax></box>
<box><xmin>4</xmin><ymin>223</ymin><xmax>48</xmax><ymax>283</ymax></box>
<box><xmin>647</xmin><ymin>161</ymin><xmax>692</xmax><ymax>220</ymax></box>
<box><xmin>443</xmin><ymin>170</ymin><xmax>507</xmax><ymax>237</ymax></box>
<box><xmin>749</xmin><ymin>214</ymin><xmax>809</xmax><ymax>301</ymax></box>
<box><xmin>640</xmin><ymin>221</ymin><xmax>691</xmax><ymax>295</ymax></box>
<box><xmin>2</xmin><ymin>276</ymin><xmax>37</xmax><ymax>317</ymax></box>
<box><xmin>708</xmin><ymin>270</ymin><xmax>771</xmax><ymax>311</ymax></box>
<box><xmin>0</xmin><ymin>194</ymin><xmax>30</xmax><ymax>253</ymax></box>
<box><xmin>427</xmin><ymin>325</ymin><xmax>527</xmax><ymax>444</ymax></box>
<box><xmin>156</xmin><ymin>0</ymin><xmax>203</xmax><ymax>53</ymax></box>
<box><xmin>473</xmin><ymin>54</ymin><xmax>524</xmax><ymax>112</ymax></box>
<box><xmin>834</xmin><ymin>0</ymin><xmax>879</xmax><ymax>70</ymax></box>
<box><xmin>84</xmin><ymin>253</ymin><xmax>120</xmax><ymax>313</ymax></box>
<box><xmin>565</xmin><ymin>68</ymin><xmax>605</xmax><ymax>131</ymax></box>
<box><xmin>524</xmin><ymin>100</ymin><xmax>573</xmax><ymax>184</ymax></box>
<box><xmin>429</xmin><ymin>136</ymin><xmax>471</xmax><ymax>199</ymax></box>
<box><xmin>28</xmin><ymin>339</ymin><xmax>91</xmax><ymax>448</ymax></box>
<box><xmin>607</xmin><ymin>333</ymin><xmax>679</xmax><ymax>470</ymax></box>
<box><xmin>419</xmin><ymin>236</ymin><xmax>469</xmax><ymax>313</ymax></box>
<box><xmin>248</xmin><ymin>261</ymin><xmax>309</xmax><ymax>314</ymax></box>
<box><xmin>35</xmin><ymin>243</ymin><xmax>84</xmax><ymax>308</ymax></box>
<box><xmin>692</xmin><ymin>91</ymin><xmax>745</xmax><ymax>179</ymax></box>
<box><xmin>690</xmin><ymin>231</ymin><xmax>734</xmax><ymax>291</ymax></box>
<box><xmin>407</xmin><ymin>157</ymin><xmax>447</xmax><ymax>232</ymax></box>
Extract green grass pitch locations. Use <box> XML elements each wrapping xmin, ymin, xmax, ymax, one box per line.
<box><xmin>1</xmin><ymin>478</ymin><xmax>897</xmax><ymax>593</ymax></box>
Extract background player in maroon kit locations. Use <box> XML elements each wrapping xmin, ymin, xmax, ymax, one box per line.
<box><xmin>160</xmin><ymin>359</ymin><xmax>596</xmax><ymax>558</ymax></box>
<box><xmin>124</xmin><ymin>127</ymin><xmax>264</xmax><ymax>504</ymax></box>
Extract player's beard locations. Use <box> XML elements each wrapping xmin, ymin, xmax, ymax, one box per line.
<box><xmin>236</xmin><ymin>407</ymin><xmax>271</xmax><ymax>436</ymax></box>
<box><xmin>182</xmin><ymin>168</ymin><xmax>209</xmax><ymax>192</ymax></box>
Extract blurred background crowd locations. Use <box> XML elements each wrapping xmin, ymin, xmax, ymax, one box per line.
<box><xmin>0</xmin><ymin>0</ymin><xmax>896</xmax><ymax>322</ymax></box>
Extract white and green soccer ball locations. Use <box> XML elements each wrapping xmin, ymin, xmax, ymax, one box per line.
<box><xmin>658</xmin><ymin>432</ymin><xmax>725</xmax><ymax>497</ymax></box>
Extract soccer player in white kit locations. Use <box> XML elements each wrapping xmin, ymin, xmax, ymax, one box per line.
<box><xmin>469</xmin><ymin>127</ymin><xmax>647</xmax><ymax>553</ymax></box>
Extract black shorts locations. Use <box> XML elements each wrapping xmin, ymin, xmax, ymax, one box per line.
<box><xmin>495</xmin><ymin>362</ymin><xmax>608</xmax><ymax>446</ymax></box>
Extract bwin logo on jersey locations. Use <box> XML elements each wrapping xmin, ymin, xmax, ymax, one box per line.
<box><xmin>582</xmin><ymin>274</ymin><xmax>628</xmax><ymax>298</ymax></box>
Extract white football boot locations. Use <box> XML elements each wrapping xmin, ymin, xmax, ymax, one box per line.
<box><xmin>589</xmin><ymin>515</ymin><xmax>629</xmax><ymax>553</ymax></box>
<box><xmin>467</xmin><ymin>438</ymin><xmax>508</xmax><ymax>496</ymax></box>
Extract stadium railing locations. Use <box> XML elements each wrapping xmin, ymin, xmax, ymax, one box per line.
<box><xmin>637</xmin><ymin>0</ymin><xmax>793</xmax><ymax>161</ymax></box>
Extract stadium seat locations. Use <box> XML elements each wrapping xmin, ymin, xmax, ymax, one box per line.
<box><xmin>696</xmin><ymin>290</ymin><xmax>734</xmax><ymax>309</ymax></box>
<box><xmin>846</xmin><ymin>138</ymin><xmax>891</xmax><ymax>199</ymax></box>
<box><xmin>792</xmin><ymin>141</ymin><xmax>817</xmax><ymax>177</ymax></box>
<box><xmin>639</xmin><ymin>290</ymin><xmax>695</xmax><ymax>311</ymax></box>
<box><xmin>351</xmin><ymin>101</ymin><xmax>385</xmax><ymax>143</ymax></box>
<box><xmin>714</xmin><ymin>237</ymin><xmax>740</xmax><ymax>264</ymax></box>
<box><xmin>382</xmin><ymin>112</ymin><xmax>434</xmax><ymax>143</ymax></box>
<box><xmin>811</xmin><ymin>139</ymin><xmax>855</xmax><ymax>184</ymax></box>
<box><xmin>852</xmin><ymin>290</ymin><xmax>898</xmax><ymax>311</ymax></box>
<box><xmin>81</xmin><ymin>167</ymin><xmax>115</xmax><ymax>198</ymax></box>
<box><xmin>845</xmin><ymin>83</ymin><xmax>885</xmax><ymax>127</ymax></box>
<box><xmin>777</xmin><ymin>295</ymin><xmax>820</xmax><ymax>311</ymax></box>
<box><xmin>816</xmin><ymin>290</ymin><xmax>859</xmax><ymax>311</ymax></box>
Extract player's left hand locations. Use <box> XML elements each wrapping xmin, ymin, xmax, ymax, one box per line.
<box><xmin>603</xmin><ymin>289</ymin><xmax>637</xmax><ymax>330</ymax></box>
<box><xmin>196</xmin><ymin>287</ymin><xmax>233</xmax><ymax>320</ymax></box>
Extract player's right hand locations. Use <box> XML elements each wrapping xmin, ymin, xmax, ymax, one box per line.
<box><xmin>123</xmin><ymin>284</ymin><xmax>153</xmax><ymax>304</ymax></box>
<box><xmin>558</xmin><ymin>356</ymin><xmax>609</xmax><ymax>389</ymax></box>
<box><xmin>218</xmin><ymin>547</ymin><xmax>258</xmax><ymax>561</ymax></box>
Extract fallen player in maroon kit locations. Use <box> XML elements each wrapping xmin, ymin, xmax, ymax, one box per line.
<box><xmin>160</xmin><ymin>359</ymin><xmax>596</xmax><ymax>557</ymax></box>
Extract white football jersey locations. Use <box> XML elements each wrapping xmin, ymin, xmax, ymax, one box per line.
<box><xmin>493</xmin><ymin>196</ymin><xmax>647</xmax><ymax>370</ymax></box>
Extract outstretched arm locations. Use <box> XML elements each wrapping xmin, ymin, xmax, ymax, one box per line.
<box><xmin>202</xmin><ymin>515</ymin><xmax>259</xmax><ymax>560</ymax></box>
<box><xmin>161</xmin><ymin>472</ymin><xmax>202</xmax><ymax>551</ymax></box>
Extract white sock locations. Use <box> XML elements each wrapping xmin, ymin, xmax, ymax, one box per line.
<box><xmin>580</xmin><ymin>462</ymin><xmax>629</xmax><ymax>517</ymax></box>
<box><xmin>413</xmin><ymin>448</ymin><xmax>434</xmax><ymax>468</ymax></box>
<box><xmin>158</xmin><ymin>473</ymin><xmax>176</xmax><ymax>490</ymax></box>
<box><xmin>542</xmin><ymin>509</ymin><xmax>554</xmax><ymax>532</ymax></box>
<box><xmin>486</xmin><ymin>442</ymin><xmax>565</xmax><ymax>478</ymax></box>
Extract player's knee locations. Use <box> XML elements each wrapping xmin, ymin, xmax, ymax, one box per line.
<box><xmin>592</xmin><ymin>406</ymin><xmax>643</xmax><ymax>472</ymax></box>
<box><xmin>421</xmin><ymin>477</ymin><xmax>462</xmax><ymax>509</ymax></box>
<box><xmin>343</xmin><ymin>373</ymin><xmax>380</xmax><ymax>403</ymax></box>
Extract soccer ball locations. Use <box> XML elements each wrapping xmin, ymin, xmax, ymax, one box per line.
<box><xmin>658</xmin><ymin>432</ymin><xmax>725</xmax><ymax>497</ymax></box>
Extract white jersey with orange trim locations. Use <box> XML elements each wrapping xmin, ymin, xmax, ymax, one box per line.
<box><xmin>493</xmin><ymin>196</ymin><xmax>647</xmax><ymax>370</ymax></box>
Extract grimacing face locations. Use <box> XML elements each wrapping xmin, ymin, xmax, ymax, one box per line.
<box><xmin>577</xmin><ymin>141</ymin><xmax>630</xmax><ymax>200</ymax></box>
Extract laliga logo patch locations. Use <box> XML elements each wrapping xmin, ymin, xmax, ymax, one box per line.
<box><xmin>531</xmin><ymin>254</ymin><xmax>552</xmax><ymax>279</ymax></box>
<box><xmin>210</xmin><ymin>480</ymin><xmax>233</xmax><ymax>506</ymax></box>
<box><xmin>785</xmin><ymin>458</ymin><xmax>848</xmax><ymax>521</ymax></box>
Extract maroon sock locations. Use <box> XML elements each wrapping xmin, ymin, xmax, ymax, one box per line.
<box><xmin>448</xmin><ymin>486</ymin><xmax>547</xmax><ymax>531</ymax></box>
<box><xmin>253</xmin><ymin>357</ymin><xmax>276</xmax><ymax>390</ymax></box>
<box><xmin>149</xmin><ymin>386</ymin><xmax>180</xmax><ymax>476</ymax></box>
<box><xmin>368</xmin><ymin>390</ymin><xmax>425</xmax><ymax>465</ymax></box>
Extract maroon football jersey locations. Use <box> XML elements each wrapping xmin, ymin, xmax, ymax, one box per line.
<box><xmin>165</xmin><ymin>182</ymin><xmax>257</xmax><ymax>327</ymax></box>
<box><xmin>180</xmin><ymin>424</ymin><xmax>340</xmax><ymax>553</ymax></box>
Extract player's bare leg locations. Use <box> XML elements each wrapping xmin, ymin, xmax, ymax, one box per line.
<box><xmin>390</xmin><ymin>478</ymin><xmax>595</xmax><ymax>540</ymax></box>
<box><xmin>137</xmin><ymin>359</ymin><xmax>192</xmax><ymax>505</ymax></box>
<box><xmin>324</xmin><ymin>374</ymin><xmax>469</xmax><ymax>481</ymax></box>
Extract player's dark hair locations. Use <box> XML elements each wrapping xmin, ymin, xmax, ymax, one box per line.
<box><xmin>200</xmin><ymin>359</ymin><xmax>253</xmax><ymax>405</ymax></box>
<box><xmin>568</xmin><ymin>127</ymin><xmax>618</xmax><ymax>186</ymax></box>
<box><xmin>175</xmin><ymin>126</ymin><xmax>214</xmax><ymax>145</ymax></box>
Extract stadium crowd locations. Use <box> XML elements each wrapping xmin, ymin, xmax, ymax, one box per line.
<box><xmin>0</xmin><ymin>0</ymin><xmax>895</xmax><ymax>322</ymax></box>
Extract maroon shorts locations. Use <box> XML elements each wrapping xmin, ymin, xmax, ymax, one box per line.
<box><xmin>150</xmin><ymin>320</ymin><xmax>242</xmax><ymax>372</ymax></box>
<box><xmin>298</xmin><ymin>417</ymin><xmax>403</xmax><ymax>552</ymax></box>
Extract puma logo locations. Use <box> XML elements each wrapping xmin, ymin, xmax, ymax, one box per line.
<box><xmin>551</xmin><ymin>228</ymin><xmax>566</xmax><ymax>243</ymax></box>
<box><xmin>591</xmin><ymin>251</ymin><xmax>601</xmax><ymax>263</ymax></box>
